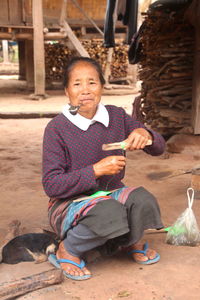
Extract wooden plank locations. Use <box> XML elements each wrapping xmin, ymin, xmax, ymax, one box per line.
<box><xmin>70</xmin><ymin>0</ymin><xmax>104</xmax><ymax>36</ymax></box>
<box><xmin>0</xmin><ymin>25</ymin><xmax>33</xmax><ymax>29</ymax></box>
<box><xmin>42</xmin><ymin>0</ymin><xmax>107</xmax><ymax>21</ymax></box>
<box><xmin>191</xmin><ymin>29</ymin><xmax>200</xmax><ymax>134</ymax></box>
<box><xmin>8</xmin><ymin>0</ymin><xmax>22</xmax><ymax>24</ymax></box>
<box><xmin>62</xmin><ymin>20</ymin><xmax>90</xmax><ymax>57</ymax></box>
<box><xmin>0</xmin><ymin>0</ymin><xmax>9</xmax><ymax>24</ymax></box>
<box><xmin>32</xmin><ymin>0</ymin><xmax>46</xmax><ymax>96</ymax></box>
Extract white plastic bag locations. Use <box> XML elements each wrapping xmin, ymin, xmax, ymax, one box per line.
<box><xmin>166</xmin><ymin>188</ymin><xmax>200</xmax><ymax>246</ymax></box>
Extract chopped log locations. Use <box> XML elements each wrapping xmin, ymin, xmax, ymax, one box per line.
<box><xmin>0</xmin><ymin>269</ymin><xmax>63</xmax><ymax>300</ymax></box>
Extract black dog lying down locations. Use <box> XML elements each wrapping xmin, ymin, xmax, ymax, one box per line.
<box><xmin>1</xmin><ymin>233</ymin><xmax>58</xmax><ymax>264</ymax></box>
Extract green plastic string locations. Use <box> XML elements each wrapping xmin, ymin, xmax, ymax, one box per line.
<box><xmin>90</xmin><ymin>190</ymin><xmax>112</xmax><ymax>197</ymax></box>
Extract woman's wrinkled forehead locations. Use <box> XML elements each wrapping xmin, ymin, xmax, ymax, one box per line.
<box><xmin>64</xmin><ymin>58</ymin><xmax>105</xmax><ymax>87</ymax></box>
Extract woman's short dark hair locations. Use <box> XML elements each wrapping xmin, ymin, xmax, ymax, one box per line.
<box><xmin>63</xmin><ymin>56</ymin><xmax>105</xmax><ymax>87</ymax></box>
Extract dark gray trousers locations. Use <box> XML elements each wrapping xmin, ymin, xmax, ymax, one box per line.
<box><xmin>64</xmin><ymin>223</ymin><xmax>109</xmax><ymax>257</ymax></box>
<box><xmin>63</xmin><ymin>187</ymin><xmax>163</xmax><ymax>257</ymax></box>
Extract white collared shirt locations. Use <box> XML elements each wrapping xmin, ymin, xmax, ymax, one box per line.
<box><xmin>62</xmin><ymin>103</ymin><xmax>109</xmax><ymax>131</ymax></box>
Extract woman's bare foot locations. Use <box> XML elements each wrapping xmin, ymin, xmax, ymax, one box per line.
<box><xmin>57</xmin><ymin>242</ymin><xmax>91</xmax><ymax>277</ymax></box>
<box><xmin>128</xmin><ymin>243</ymin><xmax>158</xmax><ymax>263</ymax></box>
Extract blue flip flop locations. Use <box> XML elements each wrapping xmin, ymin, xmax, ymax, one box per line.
<box><xmin>48</xmin><ymin>254</ymin><xmax>91</xmax><ymax>280</ymax></box>
<box><xmin>128</xmin><ymin>242</ymin><xmax>160</xmax><ymax>265</ymax></box>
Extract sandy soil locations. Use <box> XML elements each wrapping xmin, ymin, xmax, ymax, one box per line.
<box><xmin>0</xmin><ymin>86</ymin><xmax>200</xmax><ymax>300</ymax></box>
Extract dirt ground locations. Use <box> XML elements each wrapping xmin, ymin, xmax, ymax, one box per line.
<box><xmin>0</xmin><ymin>82</ymin><xmax>200</xmax><ymax>300</ymax></box>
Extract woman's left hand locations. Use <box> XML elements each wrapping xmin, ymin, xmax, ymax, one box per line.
<box><xmin>124</xmin><ymin>128</ymin><xmax>153</xmax><ymax>150</ymax></box>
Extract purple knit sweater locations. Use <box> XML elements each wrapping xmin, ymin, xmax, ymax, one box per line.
<box><xmin>42</xmin><ymin>105</ymin><xmax>165</xmax><ymax>199</ymax></box>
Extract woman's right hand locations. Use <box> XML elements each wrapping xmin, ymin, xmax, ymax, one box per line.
<box><xmin>93</xmin><ymin>156</ymin><xmax>126</xmax><ymax>178</ymax></box>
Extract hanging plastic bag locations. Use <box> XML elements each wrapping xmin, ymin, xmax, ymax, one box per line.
<box><xmin>166</xmin><ymin>187</ymin><xmax>200</xmax><ymax>246</ymax></box>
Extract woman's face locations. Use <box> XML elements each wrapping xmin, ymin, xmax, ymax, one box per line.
<box><xmin>65</xmin><ymin>62</ymin><xmax>104</xmax><ymax>119</ymax></box>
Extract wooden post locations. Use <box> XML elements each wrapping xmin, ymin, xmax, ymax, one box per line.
<box><xmin>2</xmin><ymin>40</ymin><xmax>9</xmax><ymax>63</ymax></box>
<box><xmin>25</xmin><ymin>40</ymin><xmax>34</xmax><ymax>90</ymax></box>
<box><xmin>18</xmin><ymin>41</ymin><xmax>26</xmax><ymax>80</ymax></box>
<box><xmin>32</xmin><ymin>0</ymin><xmax>46</xmax><ymax>98</ymax></box>
<box><xmin>191</xmin><ymin>29</ymin><xmax>200</xmax><ymax>134</ymax></box>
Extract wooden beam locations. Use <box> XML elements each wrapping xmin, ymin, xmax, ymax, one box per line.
<box><xmin>59</xmin><ymin>0</ymin><xmax>89</xmax><ymax>57</ymax></box>
<box><xmin>44</xmin><ymin>32</ymin><xmax>67</xmax><ymax>39</ymax></box>
<box><xmin>191</xmin><ymin>29</ymin><xmax>200</xmax><ymax>134</ymax></box>
<box><xmin>60</xmin><ymin>0</ymin><xmax>67</xmax><ymax>25</ymax></box>
<box><xmin>62</xmin><ymin>20</ymin><xmax>89</xmax><ymax>57</ymax></box>
<box><xmin>32</xmin><ymin>0</ymin><xmax>46</xmax><ymax>97</ymax></box>
<box><xmin>0</xmin><ymin>32</ymin><xmax>33</xmax><ymax>39</ymax></box>
<box><xmin>0</xmin><ymin>32</ymin><xmax>67</xmax><ymax>40</ymax></box>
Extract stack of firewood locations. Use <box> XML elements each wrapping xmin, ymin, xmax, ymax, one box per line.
<box><xmin>45</xmin><ymin>40</ymin><xmax>129</xmax><ymax>83</ymax></box>
<box><xmin>111</xmin><ymin>43</ymin><xmax>129</xmax><ymax>79</ymax></box>
<box><xmin>138</xmin><ymin>4</ymin><xmax>195</xmax><ymax>136</ymax></box>
<box><xmin>45</xmin><ymin>42</ymin><xmax>75</xmax><ymax>82</ymax></box>
<box><xmin>82</xmin><ymin>39</ymin><xmax>108</xmax><ymax>72</ymax></box>
<box><xmin>83</xmin><ymin>40</ymin><xmax>129</xmax><ymax>79</ymax></box>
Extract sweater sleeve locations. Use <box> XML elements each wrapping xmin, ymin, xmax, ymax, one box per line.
<box><xmin>123</xmin><ymin>109</ymin><xmax>166</xmax><ymax>156</ymax></box>
<box><xmin>42</xmin><ymin>125</ymin><xmax>97</xmax><ymax>199</ymax></box>
<box><xmin>143</xmin><ymin>128</ymin><xmax>166</xmax><ymax>156</ymax></box>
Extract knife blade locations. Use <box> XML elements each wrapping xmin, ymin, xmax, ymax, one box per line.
<box><xmin>102</xmin><ymin>139</ymin><xmax>152</xmax><ymax>151</ymax></box>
